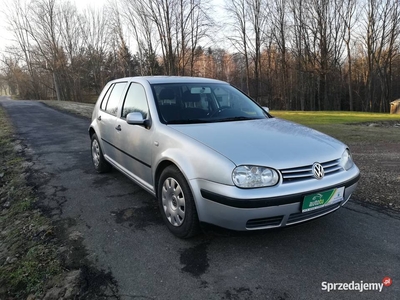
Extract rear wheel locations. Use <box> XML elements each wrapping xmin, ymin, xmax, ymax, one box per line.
<box><xmin>91</xmin><ymin>133</ymin><xmax>111</xmax><ymax>173</ymax></box>
<box><xmin>158</xmin><ymin>166</ymin><xmax>200</xmax><ymax>238</ymax></box>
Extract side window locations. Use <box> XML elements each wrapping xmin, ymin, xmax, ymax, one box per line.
<box><xmin>105</xmin><ymin>82</ymin><xmax>126</xmax><ymax>116</ymax></box>
<box><xmin>100</xmin><ymin>84</ymin><xmax>114</xmax><ymax>111</ymax></box>
<box><xmin>122</xmin><ymin>83</ymin><xmax>149</xmax><ymax>119</ymax></box>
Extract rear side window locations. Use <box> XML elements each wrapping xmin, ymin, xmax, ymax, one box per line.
<box><xmin>121</xmin><ymin>83</ymin><xmax>149</xmax><ymax>119</ymax></box>
<box><xmin>103</xmin><ymin>82</ymin><xmax>127</xmax><ymax>116</ymax></box>
<box><xmin>100</xmin><ymin>84</ymin><xmax>113</xmax><ymax>111</ymax></box>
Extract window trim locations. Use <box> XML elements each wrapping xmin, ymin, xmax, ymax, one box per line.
<box><xmin>100</xmin><ymin>81</ymin><xmax>128</xmax><ymax>116</ymax></box>
<box><xmin>120</xmin><ymin>81</ymin><xmax>150</xmax><ymax>120</ymax></box>
<box><xmin>100</xmin><ymin>83</ymin><xmax>114</xmax><ymax>112</ymax></box>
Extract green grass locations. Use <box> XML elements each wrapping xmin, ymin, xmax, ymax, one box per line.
<box><xmin>9</xmin><ymin>245</ymin><xmax>61</xmax><ymax>297</ymax></box>
<box><xmin>0</xmin><ymin>107</ymin><xmax>62</xmax><ymax>298</ymax></box>
<box><xmin>269</xmin><ymin>110</ymin><xmax>400</xmax><ymax>144</ymax></box>
<box><xmin>270</xmin><ymin>110</ymin><xmax>400</xmax><ymax>125</ymax></box>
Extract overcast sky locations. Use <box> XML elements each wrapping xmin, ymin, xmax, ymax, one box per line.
<box><xmin>0</xmin><ymin>0</ymin><xmax>226</xmax><ymax>55</ymax></box>
<box><xmin>0</xmin><ymin>0</ymin><xmax>12</xmax><ymax>52</ymax></box>
<box><xmin>0</xmin><ymin>0</ymin><xmax>108</xmax><ymax>53</ymax></box>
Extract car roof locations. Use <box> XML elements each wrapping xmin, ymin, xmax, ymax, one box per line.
<box><xmin>110</xmin><ymin>76</ymin><xmax>228</xmax><ymax>85</ymax></box>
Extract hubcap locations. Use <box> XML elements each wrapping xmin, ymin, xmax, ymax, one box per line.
<box><xmin>92</xmin><ymin>139</ymin><xmax>100</xmax><ymax>167</ymax></box>
<box><xmin>162</xmin><ymin>177</ymin><xmax>185</xmax><ymax>226</ymax></box>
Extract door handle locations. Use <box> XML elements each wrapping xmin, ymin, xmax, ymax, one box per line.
<box><xmin>115</xmin><ymin>125</ymin><xmax>121</xmax><ymax>131</ymax></box>
<box><xmin>97</xmin><ymin>116</ymin><xmax>101</xmax><ymax>121</ymax></box>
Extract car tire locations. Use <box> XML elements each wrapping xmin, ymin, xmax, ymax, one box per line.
<box><xmin>91</xmin><ymin>133</ymin><xmax>111</xmax><ymax>173</ymax></box>
<box><xmin>158</xmin><ymin>166</ymin><xmax>200</xmax><ymax>238</ymax></box>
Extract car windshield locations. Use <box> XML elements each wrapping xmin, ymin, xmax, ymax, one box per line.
<box><xmin>151</xmin><ymin>83</ymin><xmax>268</xmax><ymax>124</ymax></box>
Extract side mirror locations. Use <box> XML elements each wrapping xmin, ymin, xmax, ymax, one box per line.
<box><xmin>126</xmin><ymin>112</ymin><xmax>145</xmax><ymax>125</ymax></box>
<box><xmin>126</xmin><ymin>112</ymin><xmax>152</xmax><ymax>128</ymax></box>
<box><xmin>262</xmin><ymin>106</ymin><xmax>270</xmax><ymax>113</ymax></box>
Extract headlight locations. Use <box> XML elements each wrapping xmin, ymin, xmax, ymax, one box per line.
<box><xmin>232</xmin><ymin>166</ymin><xmax>279</xmax><ymax>188</ymax></box>
<box><xmin>340</xmin><ymin>149</ymin><xmax>354</xmax><ymax>170</ymax></box>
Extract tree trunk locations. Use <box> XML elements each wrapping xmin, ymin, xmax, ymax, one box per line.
<box><xmin>53</xmin><ymin>72</ymin><xmax>61</xmax><ymax>101</ymax></box>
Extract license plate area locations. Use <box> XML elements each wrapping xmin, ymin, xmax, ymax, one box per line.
<box><xmin>302</xmin><ymin>187</ymin><xmax>344</xmax><ymax>212</ymax></box>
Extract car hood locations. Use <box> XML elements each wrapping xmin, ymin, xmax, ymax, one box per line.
<box><xmin>169</xmin><ymin>118</ymin><xmax>345</xmax><ymax>169</ymax></box>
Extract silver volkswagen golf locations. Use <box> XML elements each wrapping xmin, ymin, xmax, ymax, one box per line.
<box><xmin>89</xmin><ymin>76</ymin><xmax>360</xmax><ymax>238</ymax></box>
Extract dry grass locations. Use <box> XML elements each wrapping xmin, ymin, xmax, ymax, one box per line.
<box><xmin>40</xmin><ymin>100</ymin><xmax>94</xmax><ymax>119</ymax></box>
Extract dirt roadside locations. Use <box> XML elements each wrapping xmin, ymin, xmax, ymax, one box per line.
<box><xmin>0</xmin><ymin>103</ymin><xmax>119</xmax><ymax>299</ymax></box>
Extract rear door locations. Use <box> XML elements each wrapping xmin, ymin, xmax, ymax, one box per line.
<box><xmin>97</xmin><ymin>81</ymin><xmax>128</xmax><ymax>162</ymax></box>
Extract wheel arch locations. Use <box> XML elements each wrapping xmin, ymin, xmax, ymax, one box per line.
<box><xmin>155</xmin><ymin>160</ymin><xmax>184</xmax><ymax>196</ymax></box>
<box><xmin>154</xmin><ymin>159</ymin><xmax>201</xmax><ymax>238</ymax></box>
<box><xmin>154</xmin><ymin>159</ymin><xmax>196</xmax><ymax>205</ymax></box>
<box><xmin>89</xmin><ymin>126</ymin><xmax>96</xmax><ymax>138</ymax></box>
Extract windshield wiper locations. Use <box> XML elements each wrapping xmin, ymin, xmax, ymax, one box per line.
<box><xmin>166</xmin><ymin>119</ymin><xmax>212</xmax><ymax>124</ymax></box>
<box><xmin>166</xmin><ymin>116</ymin><xmax>261</xmax><ymax>124</ymax></box>
<box><xmin>215</xmin><ymin>116</ymin><xmax>259</xmax><ymax>122</ymax></box>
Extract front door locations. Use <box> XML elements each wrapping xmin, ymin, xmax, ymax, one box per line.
<box><xmin>114</xmin><ymin>82</ymin><xmax>153</xmax><ymax>188</ymax></box>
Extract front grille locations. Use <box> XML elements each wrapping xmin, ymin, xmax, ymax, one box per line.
<box><xmin>246</xmin><ymin>216</ymin><xmax>283</xmax><ymax>229</ymax></box>
<box><xmin>280</xmin><ymin>159</ymin><xmax>342</xmax><ymax>183</ymax></box>
<box><xmin>287</xmin><ymin>202</ymin><xmax>341</xmax><ymax>224</ymax></box>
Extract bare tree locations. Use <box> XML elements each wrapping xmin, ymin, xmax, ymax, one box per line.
<box><xmin>1</xmin><ymin>0</ymin><xmax>400</xmax><ymax>111</ymax></box>
<box><xmin>58</xmin><ymin>1</ymin><xmax>85</xmax><ymax>101</ymax></box>
<box><xmin>80</xmin><ymin>6</ymin><xmax>109</xmax><ymax>93</ymax></box>
<box><xmin>176</xmin><ymin>0</ymin><xmax>212</xmax><ymax>76</ymax></box>
<box><xmin>5</xmin><ymin>0</ymin><xmax>43</xmax><ymax>98</ymax></box>
<box><xmin>147</xmin><ymin>0</ymin><xmax>179</xmax><ymax>75</ymax></box>
<box><xmin>25</xmin><ymin>0</ymin><xmax>65</xmax><ymax>100</ymax></box>
<box><xmin>246</xmin><ymin>0</ymin><xmax>267</xmax><ymax>102</ymax></box>
<box><xmin>290</xmin><ymin>0</ymin><xmax>310</xmax><ymax>110</ymax></box>
<box><xmin>107</xmin><ymin>3</ymin><xmax>134</xmax><ymax>78</ymax></box>
<box><xmin>270</xmin><ymin>0</ymin><xmax>289</xmax><ymax>108</ymax></box>
<box><xmin>225</xmin><ymin>0</ymin><xmax>250</xmax><ymax>94</ymax></box>
<box><xmin>361</xmin><ymin>0</ymin><xmax>400</xmax><ymax>111</ymax></box>
<box><xmin>121</xmin><ymin>0</ymin><xmax>159</xmax><ymax>75</ymax></box>
<box><xmin>339</xmin><ymin>0</ymin><xmax>358</xmax><ymax>111</ymax></box>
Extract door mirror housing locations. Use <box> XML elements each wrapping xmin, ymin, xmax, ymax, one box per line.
<box><xmin>126</xmin><ymin>112</ymin><xmax>145</xmax><ymax>125</ymax></box>
<box><xmin>126</xmin><ymin>112</ymin><xmax>151</xmax><ymax>128</ymax></box>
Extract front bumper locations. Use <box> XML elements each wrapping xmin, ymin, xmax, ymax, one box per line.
<box><xmin>190</xmin><ymin>168</ymin><xmax>360</xmax><ymax>231</ymax></box>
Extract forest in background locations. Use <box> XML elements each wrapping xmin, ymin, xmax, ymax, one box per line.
<box><xmin>0</xmin><ymin>0</ymin><xmax>399</xmax><ymax>112</ymax></box>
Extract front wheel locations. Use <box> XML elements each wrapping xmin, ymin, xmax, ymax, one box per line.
<box><xmin>91</xmin><ymin>133</ymin><xmax>111</xmax><ymax>173</ymax></box>
<box><xmin>158</xmin><ymin>166</ymin><xmax>200</xmax><ymax>238</ymax></box>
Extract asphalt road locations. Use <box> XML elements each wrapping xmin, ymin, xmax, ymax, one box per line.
<box><xmin>1</xmin><ymin>98</ymin><xmax>399</xmax><ymax>300</ymax></box>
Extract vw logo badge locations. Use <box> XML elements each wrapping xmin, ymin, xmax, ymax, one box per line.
<box><xmin>312</xmin><ymin>163</ymin><xmax>324</xmax><ymax>180</ymax></box>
